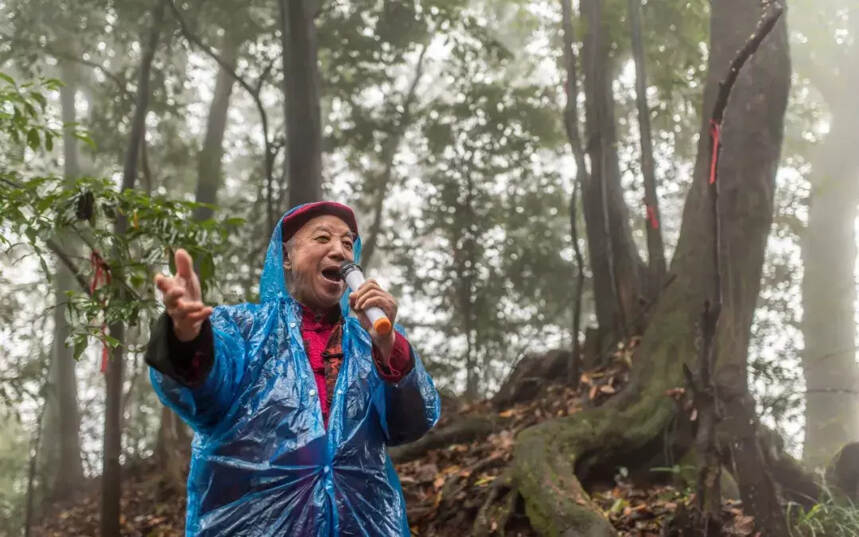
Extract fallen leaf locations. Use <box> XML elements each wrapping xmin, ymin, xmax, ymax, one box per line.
<box><xmin>664</xmin><ymin>387</ymin><xmax>686</xmax><ymax>399</ymax></box>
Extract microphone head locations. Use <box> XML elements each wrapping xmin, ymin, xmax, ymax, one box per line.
<box><xmin>338</xmin><ymin>261</ymin><xmax>361</xmax><ymax>281</ymax></box>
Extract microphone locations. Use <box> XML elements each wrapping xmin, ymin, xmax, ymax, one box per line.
<box><xmin>339</xmin><ymin>262</ymin><xmax>392</xmax><ymax>336</ymax></box>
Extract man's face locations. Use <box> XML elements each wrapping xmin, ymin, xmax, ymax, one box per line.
<box><xmin>284</xmin><ymin>214</ymin><xmax>355</xmax><ymax>311</ymax></box>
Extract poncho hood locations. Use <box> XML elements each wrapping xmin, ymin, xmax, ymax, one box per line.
<box><xmin>259</xmin><ymin>203</ymin><xmax>363</xmax><ymax>318</ymax></box>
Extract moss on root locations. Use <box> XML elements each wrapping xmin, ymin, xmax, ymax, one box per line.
<box><xmin>512</xmin><ymin>305</ymin><xmax>694</xmax><ymax>537</ymax></box>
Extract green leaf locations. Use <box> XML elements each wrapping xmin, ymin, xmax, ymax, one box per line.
<box><xmin>74</xmin><ymin>132</ymin><xmax>96</xmax><ymax>149</ymax></box>
<box><xmin>26</xmin><ymin>128</ymin><xmax>39</xmax><ymax>150</ymax></box>
<box><xmin>73</xmin><ymin>336</ymin><xmax>88</xmax><ymax>361</ymax></box>
<box><xmin>0</xmin><ymin>72</ymin><xmax>15</xmax><ymax>85</ymax></box>
<box><xmin>30</xmin><ymin>91</ymin><xmax>46</xmax><ymax>110</ymax></box>
<box><xmin>39</xmin><ymin>256</ymin><xmax>50</xmax><ymax>279</ymax></box>
<box><xmin>199</xmin><ymin>252</ymin><xmax>215</xmax><ymax>283</ymax></box>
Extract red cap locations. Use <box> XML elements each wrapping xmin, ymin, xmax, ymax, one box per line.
<box><xmin>281</xmin><ymin>201</ymin><xmax>358</xmax><ymax>243</ymax></box>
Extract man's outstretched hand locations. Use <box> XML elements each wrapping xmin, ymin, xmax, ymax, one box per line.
<box><xmin>155</xmin><ymin>249</ymin><xmax>213</xmax><ymax>342</ymax></box>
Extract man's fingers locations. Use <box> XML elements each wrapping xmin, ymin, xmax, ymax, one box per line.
<box><xmin>155</xmin><ymin>273</ymin><xmax>173</xmax><ymax>294</ymax></box>
<box><xmin>354</xmin><ymin>293</ymin><xmax>397</xmax><ymax>324</ymax></box>
<box><xmin>184</xmin><ymin>307</ymin><xmax>213</xmax><ymax>324</ymax></box>
<box><xmin>175</xmin><ymin>248</ymin><xmax>195</xmax><ymax>279</ymax></box>
<box><xmin>163</xmin><ymin>287</ymin><xmax>185</xmax><ymax>309</ymax></box>
<box><xmin>350</xmin><ymin>279</ymin><xmax>382</xmax><ymax>304</ymax></box>
<box><xmin>175</xmin><ymin>300</ymin><xmax>207</xmax><ymax>314</ymax></box>
<box><xmin>169</xmin><ymin>300</ymin><xmax>207</xmax><ymax>321</ymax></box>
<box><xmin>355</xmin><ymin>290</ymin><xmax>392</xmax><ymax>311</ymax></box>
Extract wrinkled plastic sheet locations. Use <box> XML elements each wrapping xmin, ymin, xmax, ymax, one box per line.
<box><xmin>150</xmin><ymin>205</ymin><xmax>440</xmax><ymax>536</ymax></box>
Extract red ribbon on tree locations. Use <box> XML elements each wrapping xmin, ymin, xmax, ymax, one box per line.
<box><xmin>645</xmin><ymin>204</ymin><xmax>659</xmax><ymax>230</ymax></box>
<box><xmin>708</xmin><ymin>119</ymin><xmax>721</xmax><ymax>185</ymax></box>
<box><xmin>89</xmin><ymin>250</ymin><xmax>112</xmax><ymax>373</ymax></box>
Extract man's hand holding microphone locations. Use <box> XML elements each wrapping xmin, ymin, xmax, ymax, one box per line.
<box><xmin>154</xmin><ymin>251</ymin><xmax>397</xmax><ymax>360</ymax></box>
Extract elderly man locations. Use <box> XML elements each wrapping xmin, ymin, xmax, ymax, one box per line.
<box><xmin>145</xmin><ymin>201</ymin><xmax>440</xmax><ymax>536</ymax></box>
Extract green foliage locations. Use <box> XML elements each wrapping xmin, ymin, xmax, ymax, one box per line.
<box><xmin>789</xmin><ymin>488</ymin><xmax>859</xmax><ymax>537</ymax></box>
<box><xmin>0</xmin><ymin>73</ymin><xmax>242</xmax><ymax>360</ymax></box>
<box><xmin>0</xmin><ymin>416</ymin><xmax>28</xmax><ymax>535</ymax></box>
<box><xmin>0</xmin><ymin>75</ymin><xmax>64</xmax><ymax>156</ymax></box>
<box><xmin>388</xmin><ymin>14</ymin><xmax>572</xmax><ymax>394</ymax></box>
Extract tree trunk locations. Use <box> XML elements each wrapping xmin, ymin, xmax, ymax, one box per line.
<box><xmin>511</xmin><ymin>0</ymin><xmax>790</xmax><ymax>534</ymax></box>
<box><xmin>800</xmin><ymin>40</ymin><xmax>859</xmax><ymax>469</ymax></box>
<box><xmin>560</xmin><ymin>0</ymin><xmax>587</xmax><ymax>386</ymax></box>
<box><xmin>101</xmin><ymin>3</ymin><xmax>165</xmax><ymax>536</ymax></box>
<box><xmin>708</xmin><ymin>3</ymin><xmax>791</xmax><ymax>535</ymax></box>
<box><xmin>280</xmin><ymin>0</ymin><xmax>323</xmax><ymax>213</ymax></box>
<box><xmin>192</xmin><ymin>28</ymin><xmax>240</xmax><ymax>222</ymax></box>
<box><xmin>40</xmin><ymin>59</ymin><xmax>85</xmax><ymax>502</ymax></box>
<box><xmin>627</xmin><ymin>0</ymin><xmax>666</xmax><ymax>295</ymax></box>
<box><xmin>153</xmin><ymin>406</ymin><xmax>191</xmax><ymax>494</ymax></box>
<box><xmin>580</xmin><ymin>0</ymin><xmax>646</xmax><ymax>348</ymax></box>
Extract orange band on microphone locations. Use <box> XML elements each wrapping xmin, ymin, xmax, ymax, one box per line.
<box><xmin>373</xmin><ymin>317</ymin><xmax>392</xmax><ymax>336</ymax></box>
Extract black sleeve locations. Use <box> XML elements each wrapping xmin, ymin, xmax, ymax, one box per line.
<box><xmin>144</xmin><ymin>313</ymin><xmax>214</xmax><ymax>387</ymax></box>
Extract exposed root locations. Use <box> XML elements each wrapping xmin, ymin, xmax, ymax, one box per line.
<box><xmin>390</xmin><ymin>414</ymin><xmax>506</xmax><ymax>463</ymax></box>
<box><xmin>472</xmin><ymin>469</ymin><xmax>518</xmax><ymax>537</ymax></box>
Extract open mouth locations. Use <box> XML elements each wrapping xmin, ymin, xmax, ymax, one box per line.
<box><xmin>321</xmin><ymin>268</ymin><xmax>341</xmax><ymax>283</ymax></box>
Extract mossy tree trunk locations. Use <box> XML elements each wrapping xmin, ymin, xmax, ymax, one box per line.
<box><xmin>510</xmin><ymin>0</ymin><xmax>790</xmax><ymax>534</ymax></box>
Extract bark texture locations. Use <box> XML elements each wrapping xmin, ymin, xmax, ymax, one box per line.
<box><xmin>560</xmin><ymin>0</ymin><xmax>587</xmax><ymax>386</ymax></box>
<box><xmin>510</xmin><ymin>0</ymin><xmax>790</xmax><ymax>534</ymax></box>
<box><xmin>192</xmin><ymin>28</ymin><xmax>240</xmax><ymax>222</ymax></box>
<box><xmin>708</xmin><ymin>3</ymin><xmax>791</xmax><ymax>535</ymax></box>
<box><xmin>102</xmin><ymin>3</ymin><xmax>165</xmax><ymax>535</ymax></box>
<box><xmin>627</xmin><ymin>0</ymin><xmax>666</xmax><ymax>294</ymax></box>
<box><xmin>580</xmin><ymin>0</ymin><xmax>646</xmax><ymax>347</ymax></box>
<box><xmin>41</xmin><ymin>59</ymin><xmax>85</xmax><ymax>502</ymax></box>
<box><xmin>280</xmin><ymin>0</ymin><xmax>323</xmax><ymax>210</ymax></box>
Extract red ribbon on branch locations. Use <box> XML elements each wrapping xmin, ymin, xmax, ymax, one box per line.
<box><xmin>708</xmin><ymin>119</ymin><xmax>722</xmax><ymax>185</ymax></box>
<box><xmin>645</xmin><ymin>204</ymin><xmax>659</xmax><ymax>230</ymax></box>
<box><xmin>89</xmin><ymin>250</ymin><xmax>112</xmax><ymax>374</ymax></box>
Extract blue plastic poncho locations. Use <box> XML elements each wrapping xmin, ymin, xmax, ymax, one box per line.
<box><xmin>149</xmin><ymin>207</ymin><xmax>441</xmax><ymax>536</ymax></box>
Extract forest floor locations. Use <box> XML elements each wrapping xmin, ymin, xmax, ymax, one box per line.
<box><xmin>32</xmin><ymin>354</ymin><xmax>760</xmax><ymax>537</ymax></box>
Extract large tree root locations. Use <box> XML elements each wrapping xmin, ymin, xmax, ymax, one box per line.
<box><xmin>508</xmin><ymin>294</ymin><xmax>696</xmax><ymax>536</ymax></box>
<box><xmin>512</xmin><ymin>390</ymin><xmax>679</xmax><ymax>537</ymax></box>
<box><xmin>472</xmin><ymin>469</ymin><xmax>519</xmax><ymax>537</ymax></box>
<box><xmin>389</xmin><ymin>414</ymin><xmax>507</xmax><ymax>463</ymax></box>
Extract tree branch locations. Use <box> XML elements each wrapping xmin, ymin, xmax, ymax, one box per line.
<box><xmin>167</xmin><ymin>0</ymin><xmax>275</xmax><ymax>203</ymax></box>
<box><xmin>711</xmin><ymin>1</ymin><xmax>785</xmax><ymax>124</ymax></box>
<box><xmin>45</xmin><ymin>238</ymin><xmax>91</xmax><ymax>296</ymax></box>
<box><xmin>45</xmin><ymin>47</ymin><xmax>132</xmax><ymax>99</ymax></box>
<box><xmin>166</xmin><ymin>1</ymin><xmax>257</xmax><ymax>97</ymax></box>
<box><xmin>361</xmin><ymin>44</ymin><xmax>428</xmax><ymax>269</ymax></box>
<box><xmin>0</xmin><ymin>33</ymin><xmax>132</xmax><ymax>99</ymax></box>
